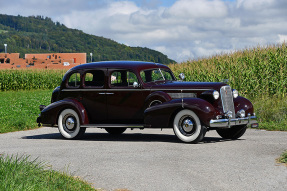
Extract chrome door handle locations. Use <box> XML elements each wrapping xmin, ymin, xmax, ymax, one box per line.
<box><xmin>98</xmin><ymin>93</ymin><xmax>106</xmax><ymax>95</ymax></box>
<box><xmin>106</xmin><ymin>93</ymin><xmax>114</xmax><ymax>95</ymax></box>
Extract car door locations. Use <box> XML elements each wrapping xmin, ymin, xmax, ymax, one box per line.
<box><xmin>81</xmin><ymin>69</ymin><xmax>107</xmax><ymax>124</ymax></box>
<box><xmin>107</xmin><ymin>69</ymin><xmax>145</xmax><ymax>124</ymax></box>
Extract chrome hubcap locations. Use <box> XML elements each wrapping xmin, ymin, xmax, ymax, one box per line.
<box><xmin>65</xmin><ymin>117</ymin><xmax>75</xmax><ymax>130</ymax></box>
<box><xmin>182</xmin><ymin>119</ymin><xmax>194</xmax><ymax>132</ymax></box>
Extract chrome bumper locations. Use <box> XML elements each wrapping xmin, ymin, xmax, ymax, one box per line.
<box><xmin>210</xmin><ymin>116</ymin><xmax>258</xmax><ymax>128</ymax></box>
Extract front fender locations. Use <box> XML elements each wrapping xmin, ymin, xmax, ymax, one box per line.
<box><xmin>38</xmin><ymin>99</ymin><xmax>89</xmax><ymax>126</ymax></box>
<box><xmin>144</xmin><ymin>98</ymin><xmax>216</xmax><ymax>128</ymax></box>
<box><xmin>234</xmin><ymin>96</ymin><xmax>254</xmax><ymax>115</ymax></box>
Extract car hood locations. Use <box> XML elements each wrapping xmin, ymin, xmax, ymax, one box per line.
<box><xmin>148</xmin><ymin>81</ymin><xmax>227</xmax><ymax>91</ymax></box>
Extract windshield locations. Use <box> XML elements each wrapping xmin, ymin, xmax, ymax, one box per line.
<box><xmin>140</xmin><ymin>68</ymin><xmax>175</xmax><ymax>83</ymax></box>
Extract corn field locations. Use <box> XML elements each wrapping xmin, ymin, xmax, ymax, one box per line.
<box><xmin>1</xmin><ymin>43</ymin><xmax>287</xmax><ymax>97</ymax></box>
<box><xmin>0</xmin><ymin>70</ymin><xmax>66</xmax><ymax>91</ymax></box>
<box><xmin>170</xmin><ymin>43</ymin><xmax>287</xmax><ymax>97</ymax></box>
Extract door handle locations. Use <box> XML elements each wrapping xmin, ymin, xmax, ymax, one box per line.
<box><xmin>98</xmin><ymin>93</ymin><xmax>114</xmax><ymax>95</ymax></box>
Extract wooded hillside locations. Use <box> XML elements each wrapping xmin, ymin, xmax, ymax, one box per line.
<box><xmin>0</xmin><ymin>14</ymin><xmax>175</xmax><ymax>64</ymax></box>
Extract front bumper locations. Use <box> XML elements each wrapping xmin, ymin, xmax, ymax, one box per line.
<box><xmin>210</xmin><ymin>115</ymin><xmax>258</xmax><ymax>128</ymax></box>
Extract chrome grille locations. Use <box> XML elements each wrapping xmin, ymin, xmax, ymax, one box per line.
<box><xmin>220</xmin><ymin>86</ymin><xmax>235</xmax><ymax>118</ymax></box>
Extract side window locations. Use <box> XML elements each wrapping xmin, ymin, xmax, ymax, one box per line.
<box><xmin>67</xmin><ymin>72</ymin><xmax>81</xmax><ymax>88</ymax></box>
<box><xmin>84</xmin><ymin>70</ymin><xmax>104</xmax><ymax>88</ymax></box>
<box><xmin>110</xmin><ymin>70</ymin><xmax>138</xmax><ymax>87</ymax></box>
<box><xmin>162</xmin><ymin>70</ymin><xmax>173</xmax><ymax>81</ymax></box>
<box><xmin>127</xmin><ymin>71</ymin><xmax>138</xmax><ymax>86</ymax></box>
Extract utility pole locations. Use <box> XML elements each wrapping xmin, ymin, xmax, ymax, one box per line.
<box><xmin>4</xmin><ymin>44</ymin><xmax>7</xmax><ymax>53</ymax></box>
<box><xmin>90</xmin><ymin>53</ymin><xmax>93</xmax><ymax>62</ymax></box>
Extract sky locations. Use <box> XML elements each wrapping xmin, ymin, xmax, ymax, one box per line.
<box><xmin>0</xmin><ymin>0</ymin><xmax>287</xmax><ymax>62</ymax></box>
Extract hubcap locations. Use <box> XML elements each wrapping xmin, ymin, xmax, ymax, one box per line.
<box><xmin>65</xmin><ymin>117</ymin><xmax>75</xmax><ymax>130</ymax></box>
<box><xmin>182</xmin><ymin>119</ymin><xmax>194</xmax><ymax>132</ymax></box>
<box><xmin>178</xmin><ymin>115</ymin><xmax>196</xmax><ymax>136</ymax></box>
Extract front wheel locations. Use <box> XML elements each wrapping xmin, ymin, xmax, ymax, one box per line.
<box><xmin>216</xmin><ymin>125</ymin><xmax>247</xmax><ymax>139</ymax></box>
<box><xmin>173</xmin><ymin>109</ymin><xmax>205</xmax><ymax>143</ymax></box>
<box><xmin>58</xmin><ymin>109</ymin><xmax>86</xmax><ymax>139</ymax></box>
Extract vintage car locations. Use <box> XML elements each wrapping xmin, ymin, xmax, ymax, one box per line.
<box><xmin>37</xmin><ymin>61</ymin><xmax>258</xmax><ymax>143</ymax></box>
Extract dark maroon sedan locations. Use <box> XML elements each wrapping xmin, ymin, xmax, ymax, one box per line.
<box><xmin>37</xmin><ymin>61</ymin><xmax>258</xmax><ymax>143</ymax></box>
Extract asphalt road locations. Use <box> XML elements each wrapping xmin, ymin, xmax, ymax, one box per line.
<box><xmin>1</xmin><ymin>127</ymin><xmax>286</xmax><ymax>191</ymax></box>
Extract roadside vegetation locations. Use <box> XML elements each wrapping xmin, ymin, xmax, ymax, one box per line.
<box><xmin>0</xmin><ymin>154</ymin><xmax>95</xmax><ymax>190</ymax></box>
<box><xmin>170</xmin><ymin>43</ymin><xmax>287</xmax><ymax>131</ymax></box>
<box><xmin>278</xmin><ymin>151</ymin><xmax>287</xmax><ymax>165</ymax></box>
<box><xmin>0</xmin><ymin>70</ymin><xmax>65</xmax><ymax>91</ymax></box>
<box><xmin>0</xmin><ymin>89</ymin><xmax>51</xmax><ymax>133</ymax></box>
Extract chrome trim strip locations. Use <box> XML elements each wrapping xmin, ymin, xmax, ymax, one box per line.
<box><xmin>62</xmin><ymin>88</ymin><xmax>212</xmax><ymax>92</ymax></box>
<box><xmin>81</xmin><ymin>124</ymin><xmax>145</xmax><ymax>128</ymax></box>
<box><xmin>210</xmin><ymin>116</ymin><xmax>257</xmax><ymax>128</ymax></box>
<box><xmin>151</xmin><ymin>89</ymin><xmax>211</xmax><ymax>91</ymax></box>
<box><xmin>168</xmin><ymin>93</ymin><xmax>197</xmax><ymax>99</ymax></box>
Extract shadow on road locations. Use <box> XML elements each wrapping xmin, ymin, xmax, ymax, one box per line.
<box><xmin>22</xmin><ymin>132</ymin><xmax>244</xmax><ymax>144</ymax></box>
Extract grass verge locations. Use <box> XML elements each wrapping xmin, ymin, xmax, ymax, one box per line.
<box><xmin>0</xmin><ymin>154</ymin><xmax>95</xmax><ymax>191</ymax></box>
<box><xmin>0</xmin><ymin>89</ymin><xmax>287</xmax><ymax>133</ymax></box>
<box><xmin>250</xmin><ymin>95</ymin><xmax>287</xmax><ymax>131</ymax></box>
<box><xmin>0</xmin><ymin>89</ymin><xmax>52</xmax><ymax>133</ymax></box>
<box><xmin>277</xmin><ymin>151</ymin><xmax>287</xmax><ymax>165</ymax></box>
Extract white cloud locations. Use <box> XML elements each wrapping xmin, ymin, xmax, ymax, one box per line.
<box><xmin>0</xmin><ymin>0</ymin><xmax>287</xmax><ymax>62</ymax></box>
<box><xmin>164</xmin><ymin>0</ymin><xmax>228</xmax><ymax>19</ymax></box>
<box><xmin>278</xmin><ymin>35</ymin><xmax>287</xmax><ymax>43</ymax></box>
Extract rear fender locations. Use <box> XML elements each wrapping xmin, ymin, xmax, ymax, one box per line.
<box><xmin>144</xmin><ymin>91</ymin><xmax>172</xmax><ymax>108</ymax></box>
<box><xmin>144</xmin><ymin>98</ymin><xmax>216</xmax><ymax>128</ymax></box>
<box><xmin>40</xmin><ymin>99</ymin><xmax>89</xmax><ymax>126</ymax></box>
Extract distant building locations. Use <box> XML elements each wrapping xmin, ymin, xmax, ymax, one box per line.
<box><xmin>0</xmin><ymin>53</ymin><xmax>86</xmax><ymax>70</ymax></box>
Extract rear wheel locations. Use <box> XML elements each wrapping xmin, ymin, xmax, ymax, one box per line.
<box><xmin>58</xmin><ymin>109</ymin><xmax>86</xmax><ymax>139</ymax></box>
<box><xmin>216</xmin><ymin>125</ymin><xmax>247</xmax><ymax>139</ymax></box>
<box><xmin>105</xmin><ymin>128</ymin><xmax>127</xmax><ymax>135</ymax></box>
<box><xmin>173</xmin><ymin>109</ymin><xmax>205</xmax><ymax>143</ymax></box>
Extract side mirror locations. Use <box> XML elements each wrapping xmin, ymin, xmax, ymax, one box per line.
<box><xmin>133</xmin><ymin>82</ymin><xmax>139</xmax><ymax>88</ymax></box>
<box><xmin>178</xmin><ymin>73</ymin><xmax>185</xmax><ymax>81</ymax></box>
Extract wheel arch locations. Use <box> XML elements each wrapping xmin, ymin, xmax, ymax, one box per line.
<box><xmin>144</xmin><ymin>91</ymin><xmax>172</xmax><ymax>108</ymax></box>
<box><xmin>144</xmin><ymin>98</ymin><xmax>216</xmax><ymax>128</ymax></box>
<box><xmin>41</xmin><ymin>99</ymin><xmax>89</xmax><ymax>126</ymax></box>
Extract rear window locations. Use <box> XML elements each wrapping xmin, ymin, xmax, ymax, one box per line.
<box><xmin>67</xmin><ymin>72</ymin><xmax>81</xmax><ymax>88</ymax></box>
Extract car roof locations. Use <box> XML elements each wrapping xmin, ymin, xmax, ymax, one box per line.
<box><xmin>69</xmin><ymin>61</ymin><xmax>170</xmax><ymax>71</ymax></box>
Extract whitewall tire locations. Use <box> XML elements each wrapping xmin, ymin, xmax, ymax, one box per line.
<box><xmin>58</xmin><ymin>109</ymin><xmax>85</xmax><ymax>139</ymax></box>
<box><xmin>173</xmin><ymin>109</ymin><xmax>205</xmax><ymax>143</ymax></box>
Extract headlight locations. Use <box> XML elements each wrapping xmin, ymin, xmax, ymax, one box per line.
<box><xmin>213</xmin><ymin>90</ymin><xmax>220</xmax><ymax>100</ymax></box>
<box><xmin>233</xmin><ymin>89</ymin><xmax>239</xmax><ymax>98</ymax></box>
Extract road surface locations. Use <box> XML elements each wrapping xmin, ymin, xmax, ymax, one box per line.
<box><xmin>0</xmin><ymin>127</ymin><xmax>286</xmax><ymax>191</ymax></box>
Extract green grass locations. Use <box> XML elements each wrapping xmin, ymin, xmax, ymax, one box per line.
<box><xmin>250</xmin><ymin>95</ymin><xmax>287</xmax><ymax>131</ymax></box>
<box><xmin>0</xmin><ymin>154</ymin><xmax>95</xmax><ymax>191</ymax></box>
<box><xmin>278</xmin><ymin>151</ymin><xmax>287</xmax><ymax>164</ymax></box>
<box><xmin>0</xmin><ymin>89</ymin><xmax>52</xmax><ymax>133</ymax></box>
<box><xmin>0</xmin><ymin>89</ymin><xmax>287</xmax><ymax>132</ymax></box>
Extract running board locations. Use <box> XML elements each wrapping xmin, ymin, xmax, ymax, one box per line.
<box><xmin>81</xmin><ymin>124</ymin><xmax>148</xmax><ymax>128</ymax></box>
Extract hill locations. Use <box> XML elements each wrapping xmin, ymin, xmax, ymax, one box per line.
<box><xmin>0</xmin><ymin>14</ymin><xmax>175</xmax><ymax>64</ymax></box>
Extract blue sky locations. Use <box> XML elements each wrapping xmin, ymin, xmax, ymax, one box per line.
<box><xmin>0</xmin><ymin>0</ymin><xmax>287</xmax><ymax>62</ymax></box>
